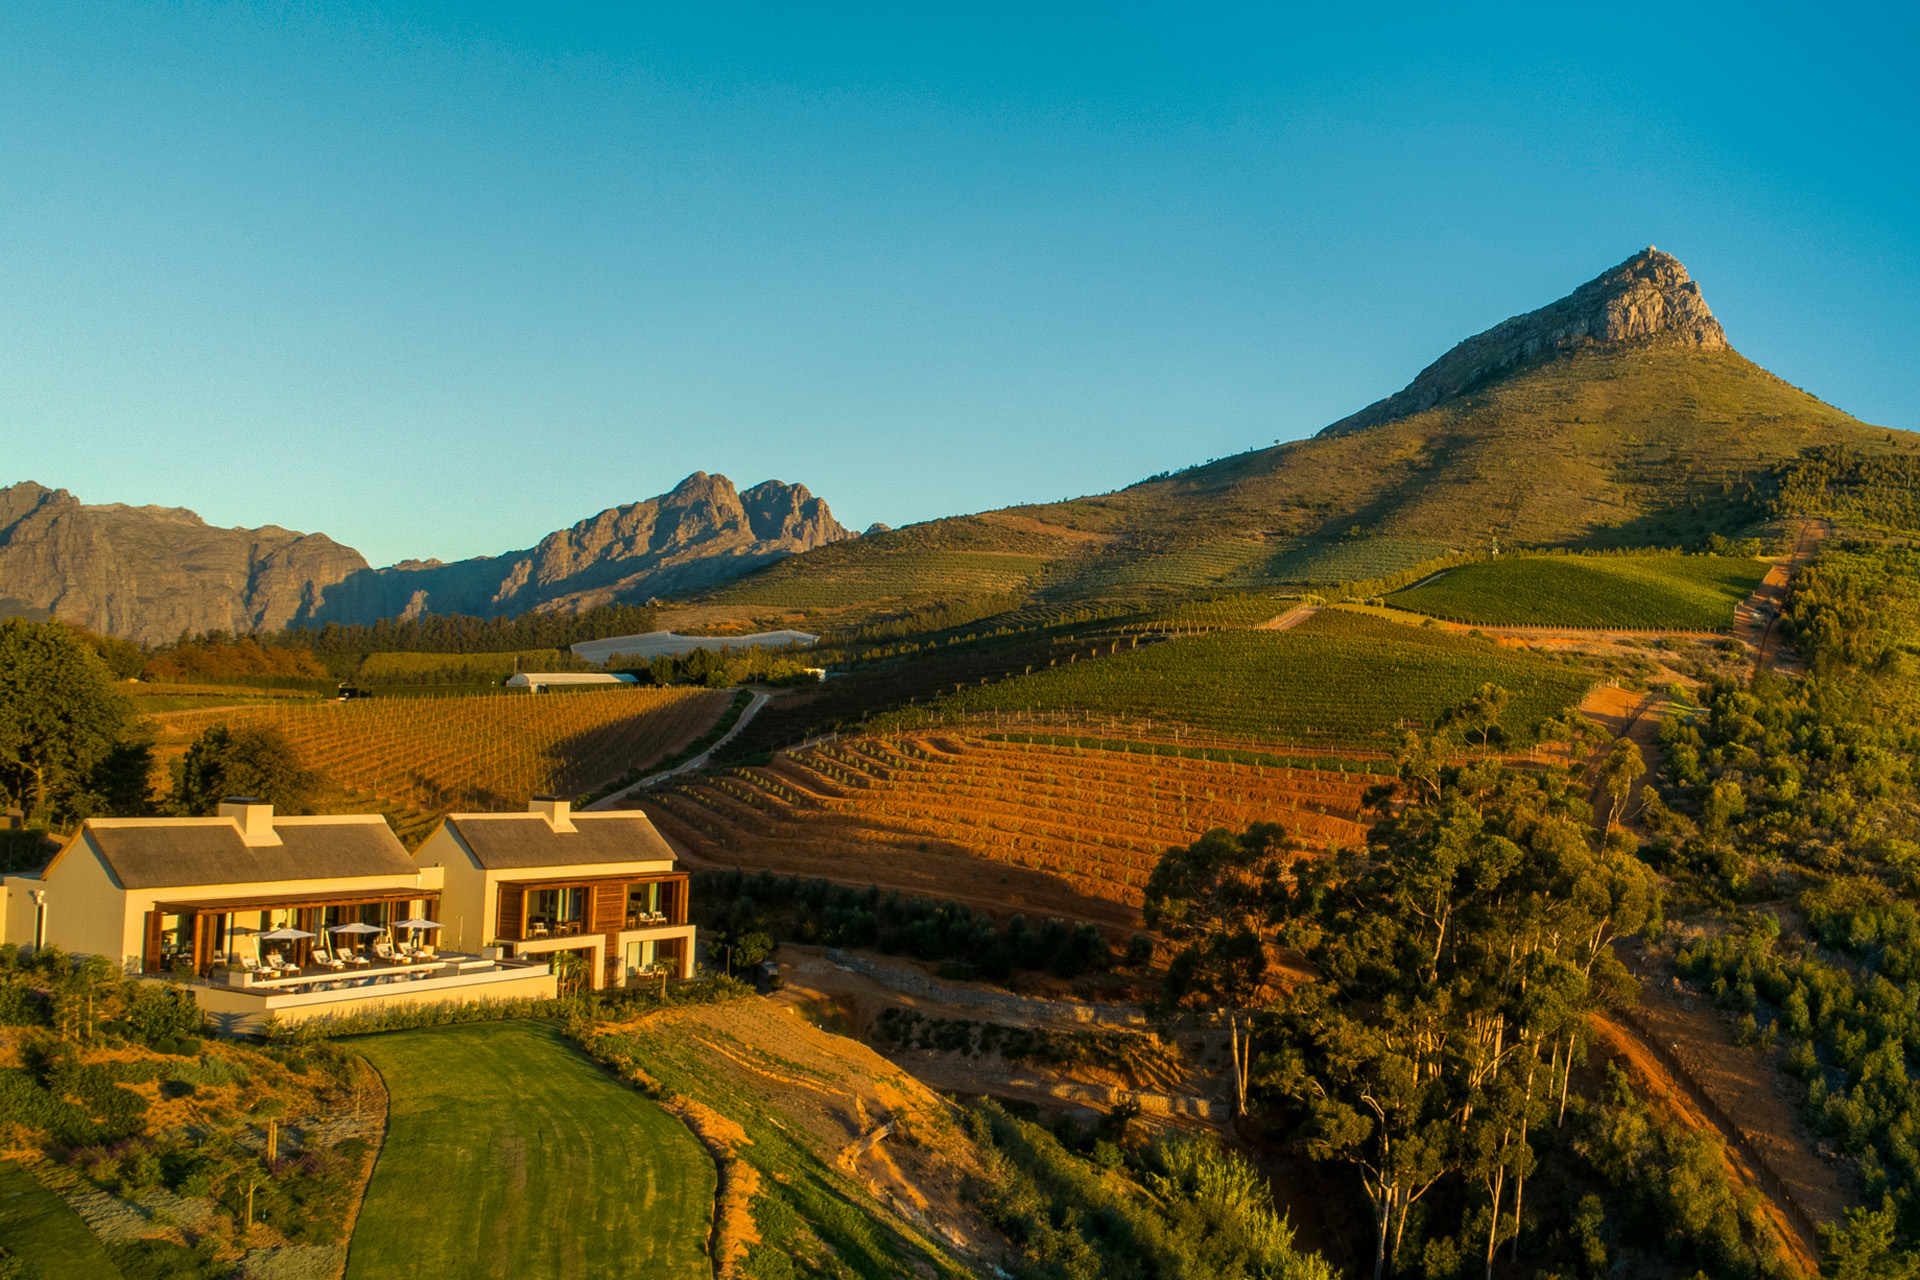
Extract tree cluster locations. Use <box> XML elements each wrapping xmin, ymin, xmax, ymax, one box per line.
<box><xmin>1145</xmin><ymin>693</ymin><xmax>1661</xmax><ymax>1280</ymax></box>
<box><xmin>290</xmin><ymin>603</ymin><xmax>661</xmax><ymax>669</ymax></box>
<box><xmin>0</xmin><ymin>619</ymin><xmax>153</xmax><ymax>826</ymax></box>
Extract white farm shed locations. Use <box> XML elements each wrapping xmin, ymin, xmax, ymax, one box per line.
<box><xmin>506</xmin><ymin>672</ymin><xmax>639</xmax><ymax>693</ymax></box>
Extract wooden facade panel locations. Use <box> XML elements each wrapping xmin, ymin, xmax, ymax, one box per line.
<box><xmin>590</xmin><ymin>884</ymin><xmax>626</xmax><ymax>933</ymax></box>
<box><xmin>496</xmin><ymin>885</ymin><xmax>523</xmax><ymax>942</ymax></box>
<box><xmin>143</xmin><ymin>911</ymin><xmax>164</xmax><ymax>974</ymax></box>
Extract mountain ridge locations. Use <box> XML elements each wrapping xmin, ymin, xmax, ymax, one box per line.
<box><xmin>0</xmin><ymin>472</ymin><xmax>851</xmax><ymax>643</ymax></box>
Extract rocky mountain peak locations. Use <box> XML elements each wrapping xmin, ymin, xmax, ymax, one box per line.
<box><xmin>1319</xmin><ymin>247</ymin><xmax>1729</xmax><ymax>438</ymax></box>
<box><xmin>0</xmin><ymin>470</ymin><xmax>853</xmax><ymax>640</ymax></box>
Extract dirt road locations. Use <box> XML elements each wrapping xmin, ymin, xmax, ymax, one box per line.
<box><xmin>1740</xmin><ymin>518</ymin><xmax>1829</xmax><ymax>676</ymax></box>
<box><xmin>1592</xmin><ymin>1010</ymin><xmax>1825</xmax><ymax>1277</ymax></box>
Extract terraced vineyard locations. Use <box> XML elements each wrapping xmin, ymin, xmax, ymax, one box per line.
<box><xmin>902</xmin><ymin>610</ymin><xmax>1593</xmax><ymax>747</ymax></box>
<box><xmin>150</xmin><ymin>687</ymin><xmax>729</xmax><ymax>812</ymax></box>
<box><xmin>633</xmin><ymin>733</ymin><xmax>1379</xmax><ymax>921</ymax></box>
<box><xmin>1388</xmin><ymin>554</ymin><xmax>1767</xmax><ymax>629</ymax></box>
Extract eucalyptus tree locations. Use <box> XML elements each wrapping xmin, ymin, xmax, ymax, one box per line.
<box><xmin>1143</xmin><ymin>821</ymin><xmax>1293</xmax><ymax>1117</ymax></box>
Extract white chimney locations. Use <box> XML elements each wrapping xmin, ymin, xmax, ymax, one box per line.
<box><xmin>529</xmin><ymin>794</ymin><xmax>575</xmax><ymax>832</ymax></box>
<box><xmin>218</xmin><ymin>797</ymin><xmax>281</xmax><ymax>847</ymax></box>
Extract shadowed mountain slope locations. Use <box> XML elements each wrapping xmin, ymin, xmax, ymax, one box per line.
<box><xmin>0</xmin><ymin>472</ymin><xmax>851</xmax><ymax>642</ymax></box>
<box><xmin>306</xmin><ymin>471</ymin><xmax>851</xmax><ymax>626</ymax></box>
<box><xmin>0</xmin><ymin>482</ymin><xmax>368</xmax><ymax>643</ymax></box>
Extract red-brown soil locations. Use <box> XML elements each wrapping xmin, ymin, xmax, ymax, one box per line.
<box><xmin>1589</xmin><ymin>942</ymin><xmax>1857</xmax><ymax>1278</ymax></box>
<box><xmin>1740</xmin><ymin>518</ymin><xmax>1827</xmax><ymax>675</ymax></box>
<box><xmin>625</xmin><ymin>732</ymin><xmax>1373</xmax><ymax>930</ymax></box>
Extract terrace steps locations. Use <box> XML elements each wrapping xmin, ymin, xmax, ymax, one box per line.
<box><xmin>637</xmin><ymin>731</ymin><xmax>1373</xmax><ymax>917</ymax></box>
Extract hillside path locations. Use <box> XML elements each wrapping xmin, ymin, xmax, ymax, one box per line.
<box><xmin>1741</xmin><ymin>518</ymin><xmax>1829</xmax><ymax>676</ymax></box>
<box><xmin>1576</xmin><ymin>685</ymin><xmax>1669</xmax><ymax>831</ymax></box>
<box><xmin>1591</xmin><ymin>1010</ymin><xmax>1822</xmax><ymax>1277</ymax></box>
<box><xmin>1254</xmin><ymin>605</ymin><xmax>1320</xmax><ymax>631</ymax></box>
<box><xmin>585</xmin><ymin>690</ymin><xmax>771</xmax><ymax>811</ymax></box>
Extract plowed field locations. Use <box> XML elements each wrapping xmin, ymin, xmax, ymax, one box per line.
<box><xmin>630</xmin><ymin>733</ymin><xmax>1375</xmax><ymax>928</ymax></box>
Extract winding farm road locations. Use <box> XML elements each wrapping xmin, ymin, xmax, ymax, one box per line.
<box><xmin>585</xmin><ymin>689</ymin><xmax>772</xmax><ymax>811</ymax></box>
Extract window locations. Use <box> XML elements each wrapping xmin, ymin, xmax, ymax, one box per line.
<box><xmin>526</xmin><ymin>886</ymin><xmax>588</xmax><ymax>937</ymax></box>
<box><xmin>157</xmin><ymin>913</ymin><xmax>192</xmax><ymax>970</ymax></box>
<box><xmin>625</xmin><ymin>882</ymin><xmax>665</xmax><ymax>925</ymax></box>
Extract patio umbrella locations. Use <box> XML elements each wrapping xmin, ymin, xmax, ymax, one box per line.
<box><xmin>393</xmin><ymin>918</ymin><xmax>442</xmax><ymax>931</ymax></box>
<box><xmin>257</xmin><ymin>928</ymin><xmax>314</xmax><ymax>941</ymax></box>
<box><xmin>328</xmin><ymin>922</ymin><xmax>383</xmax><ymax>934</ymax></box>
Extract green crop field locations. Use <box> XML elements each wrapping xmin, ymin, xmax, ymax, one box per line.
<box><xmin>347</xmin><ymin>1021</ymin><xmax>713</xmax><ymax>1280</ymax></box>
<box><xmin>1139</xmin><ymin>593</ymin><xmax>1299</xmax><ymax>630</ymax></box>
<box><xmin>1387</xmin><ymin>554</ymin><xmax>1767</xmax><ymax>629</ymax></box>
<box><xmin>919</xmin><ymin>609</ymin><xmax>1592</xmax><ymax>745</ymax></box>
<box><xmin>0</xmin><ymin>1161</ymin><xmax>123</xmax><ymax>1277</ymax></box>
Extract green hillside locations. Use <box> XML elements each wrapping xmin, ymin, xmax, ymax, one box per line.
<box><xmin>688</xmin><ymin>346</ymin><xmax>1899</xmax><ymax>629</ymax></box>
<box><xmin>1389</xmin><ymin>553</ymin><xmax>1768</xmax><ymax>629</ymax></box>
<box><xmin>1027</xmin><ymin>345</ymin><xmax>1886</xmax><ymax>562</ymax></box>
<box><xmin>895</xmin><ymin>609</ymin><xmax>1593</xmax><ymax>746</ymax></box>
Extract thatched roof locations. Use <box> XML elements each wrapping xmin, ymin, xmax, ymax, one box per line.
<box><xmin>79</xmin><ymin>817</ymin><xmax>416</xmax><ymax>890</ymax></box>
<box><xmin>444</xmin><ymin>812</ymin><xmax>676</xmax><ymax>871</ymax></box>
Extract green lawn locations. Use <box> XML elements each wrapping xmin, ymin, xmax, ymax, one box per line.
<box><xmin>345</xmin><ymin>1020</ymin><xmax>713</xmax><ymax>1280</ymax></box>
<box><xmin>0</xmin><ymin>1161</ymin><xmax>123</xmax><ymax>1278</ymax></box>
<box><xmin>1388</xmin><ymin>554</ymin><xmax>1767</xmax><ymax>629</ymax></box>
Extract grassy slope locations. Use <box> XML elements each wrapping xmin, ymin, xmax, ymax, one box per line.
<box><xmin>0</xmin><ymin>1161</ymin><xmax>123</xmax><ymax>1278</ymax></box>
<box><xmin>1389</xmin><ymin>554</ymin><xmax>1769</xmax><ymax>629</ymax></box>
<box><xmin>1084</xmin><ymin>345</ymin><xmax>1884</xmax><ymax>551</ymax></box>
<box><xmin>601</xmin><ymin>1004</ymin><xmax>980</xmax><ymax>1280</ymax></box>
<box><xmin>678</xmin><ymin>344</ymin><xmax>1900</xmax><ymax>625</ymax></box>
<box><xmin>922</xmin><ymin>609</ymin><xmax>1593</xmax><ymax>745</ymax></box>
<box><xmin>345</xmin><ymin>1021</ymin><xmax>713</xmax><ymax>1280</ymax></box>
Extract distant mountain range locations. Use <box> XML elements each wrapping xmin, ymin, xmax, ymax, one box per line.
<box><xmin>0</xmin><ymin>472</ymin><xmax>850</xmax><ymax>643</ymax></box>
<box><xmin>6</xmin><ymin>247</ymin><xmax>1908</xmax><ymax>643</ymax></box>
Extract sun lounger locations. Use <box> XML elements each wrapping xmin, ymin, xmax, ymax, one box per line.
<box><xmin>312</xmin><ymin>946</ymin><xmax>347</xmax><ymax>971</ymax></box>
<box><xmin>240</xmin><ymin>955</ymin><xmax>279</xmax><ymax>980</ymax></box>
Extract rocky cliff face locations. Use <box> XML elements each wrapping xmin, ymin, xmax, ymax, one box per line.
<box><xmin>1319</xmin><ymin>247</ymin><xmax>1728</xmax><ymax>438</ymax></box>
<box><xmin>0</xmin><ymin>482</ymin><xmax>370</xmax><ymax>643</ymax></box>
<box><xmin>0</xmin><ymin>473</ymin><xmax>853</xmax><ymax>642</ymax></box>
<box><xmin>308</xmin><ymin>472</ymin><xmax>853</xmax><ymax>623</ymax></box>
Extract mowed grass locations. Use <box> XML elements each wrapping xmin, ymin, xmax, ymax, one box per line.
<box><xmin>346</xmin><ymin>1021</ymin><xmax>713</xmax><ymax>1280</ymax></box>
<box><xmin>1388</xmin><ymin>554</ymin><xmax>1767</xmax><ymax>629</ymax></box>
<box><xmin>0</xmin><ymin>1161</ymin><xmax>123</xmax><ymax>1278</ymax></box>
<box><xmin>928</xmin><ymin>609</ymin><xmax>1592</xmax><ymax>745</ymax></box>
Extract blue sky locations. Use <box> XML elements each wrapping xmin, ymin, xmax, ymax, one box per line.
<box><xmin>2</xmin><ymin>3</ymin><xmax>1914</xmax><ymax>567</ymax></box>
